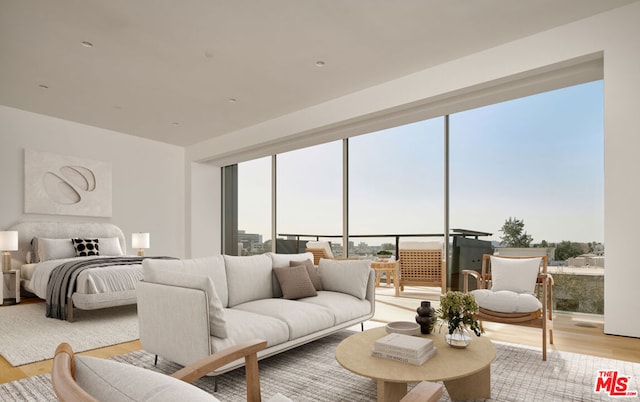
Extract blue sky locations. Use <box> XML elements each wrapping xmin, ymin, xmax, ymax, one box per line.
<box><xmin>239</xmin><ymin>80</ymin><xmax>604</xmax><ymax>245</ymax></box>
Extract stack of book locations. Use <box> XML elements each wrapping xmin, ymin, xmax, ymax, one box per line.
<box><xmin>371</xmin><ymin>333</ymin><xmax>437</xmax><ymax>366</ymax></box>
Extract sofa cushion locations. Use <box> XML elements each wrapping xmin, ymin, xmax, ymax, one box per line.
<box><xmin>267</xmin><ymin>252</ymin><xmax>315</xmax><ymax>268</ymax></box>
<box><xmin>143</xmin><ymin>260</ymin><xmax>227</xmax><ymax>338</ymax></box>
<box><xmin>299</xmin><ymin>291</ymin><xmax>372</xmax><ymax>324</ymax></box>
<box><xmin>142</xmin><ymin>255</ymin><xmax>228</xmax><ymax>307</ymax></box>
<box><xmin>471</xmin><ymin>289</ymin><xmax>542</xmax><ymax>313</ymax></box>
<box><xmin>290</xmin><ymin>259</ymin><xmax>323</xmax><ymax>290</ymax></box>
<box><xmin>210</xmin><ymin>308</ymin><xmax>290</xmax><ymax>352</ymax></box>
<box><xmin>318</xmin><ymin>259</ymin><xmax>371</xmax><ymax>300</ymax></box>
<box><xmin>75</xmin><ymin>355</ymin><xmax>218</xmax><ymax>401</ymax></box>
<box><xmin>273</xmin><ymin>265</ymin><xmax>317</xmax><ymax>299</ymax></box>
<box><xmin>224</xmin><ymin>254</ymin><xmax>273</xmax><ymax>307</ymax></box>
<box><xmin>234</xmin><ymin>299</ymin><xmax>335</xmax><ymax>340</ymax></box>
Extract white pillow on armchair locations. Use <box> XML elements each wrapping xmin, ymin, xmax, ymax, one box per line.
<box><xmin>490</xmin><ymin>256</ymin><xmax>541</xmax><ymax>294</ymax></box>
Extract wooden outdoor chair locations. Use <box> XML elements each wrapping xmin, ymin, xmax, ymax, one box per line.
<box><xmin>462</xmin><ymin>254</ymin><xmax>554</xmax><ymax>361</ymax></box>
<box><xmin>305</xmin><ymin>241</ymin><xmax>357</xmax><ymax>265</ymax></box>
<box><xmin>398</xmin><ymin>241</ymin><xmax>446</xmax><ymax>295</ymax></box>
<box><xmin>305</xmin><ymin>241</ymin><xmax>334</xmax><ymax>265</ymax></box>
<box><xmin>51</xmin><ymin>340</ymin><xmax>267</xmax><ymax>402</ymax></box>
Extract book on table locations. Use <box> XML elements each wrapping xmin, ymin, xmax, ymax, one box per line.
<box><xmin>371</xmin><ymin>333</ymin><xmax>437</xmax><ymax>365</ymax></box>
<box><xmin>371</xmin><ymin>346</ymin><xmax>437</xmax><ymax>366</ymax></box>
<box><xmin>374</xmin><ymin>333</ymin><xmax>434</xmax><ymax>357</ymax></box>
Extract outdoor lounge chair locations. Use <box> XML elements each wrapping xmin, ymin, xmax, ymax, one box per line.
<box><xmin>398</xmin><ymin>241</ymin><xmax>446</xmax><ymax>295</ymax></box>
<box><xmin>462</xmin><ymin>254</ymin><xmax>554</xmax><ymax>361</ymax></box>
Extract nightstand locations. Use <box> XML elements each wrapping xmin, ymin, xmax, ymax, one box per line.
<box><xmin>1</xmin><ymin>269</ymin><xmax>20</xmax><ymax>305</ymax></box>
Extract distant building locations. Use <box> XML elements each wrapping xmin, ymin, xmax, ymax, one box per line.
<box><xmin>568</xmin><ymin>254</ymin><xmax>605</xmax><ymax>268</ymax></box>
<box><xmin>238</xmin><ymin>230</ymin><xmax>263</xmax><ymax>254</ymax></box>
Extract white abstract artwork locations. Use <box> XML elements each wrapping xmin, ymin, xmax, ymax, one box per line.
<box><xmin>24</xmin><ymin>149</ymin><xmax>112</xmax><ymax>217</ymax></box>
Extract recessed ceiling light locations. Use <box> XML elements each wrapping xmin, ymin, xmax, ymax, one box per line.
<box><xmin>315</xmin><ymin>60</ymin><xmax>326</xmax><ymax>67</ymax></box>
<box><xmin>228</xmin><ymin>98</ymin><xmax>237</xmax><ymax>103</ymax></box>
<box><xmin>38</xmin><ymin>84</ymin><xmax>49</xmax><ymax>89</ymax></box>
<box><xmin>171</xmin><ymin>122</ymin><xmax>179</xmax><ymax>126</ymax></box>
<box><xmin>81</xmin><ymin>41</ymin><xmax>93</xmax><ymax>48</ymax></box>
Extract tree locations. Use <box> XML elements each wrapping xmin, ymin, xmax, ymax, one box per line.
<box><xmin>555</xmin><ymin>240</ymin><xmax>585</xmax><ymax>261</ymax></box>
<box><xmin>499</xmin><ymin>217</ymin><xmax>533</xmax><ymax>247</ymax></box>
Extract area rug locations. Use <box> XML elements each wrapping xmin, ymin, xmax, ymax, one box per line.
<box><xmin>2</xmin><ymin>331</ymin><xmax>640</xmax><ymax>401</ymax></box>
<box><xmin>0</xmin><ymin>302</ymin><xmax>138</xmax><ymax>366</ymax></box>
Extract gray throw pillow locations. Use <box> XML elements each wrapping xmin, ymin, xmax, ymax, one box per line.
<box><xmin>290</xmin><ymin>259</ymin><xmax>323</xmax><ymax>291</ymax></box>
<box><xmin>273</xmin><ymin>265</ymin><xmax>318</xmax><ymax>300</ymax></box>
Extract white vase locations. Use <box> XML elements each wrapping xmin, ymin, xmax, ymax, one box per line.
<box><xmin>445</xmin><ymin>326</ymin><xmax>472</xmax><ymax>348</ymax></box>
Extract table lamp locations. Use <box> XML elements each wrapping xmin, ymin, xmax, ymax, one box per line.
<box><xmin>0</xmin><ymin>231</ymin><xmax>18</xmax><ymax>272</ymax></box>
<box><xmin>132</xmin><ymin>232</ymin><xmax>150</xmax><ymax>256</ymax></box>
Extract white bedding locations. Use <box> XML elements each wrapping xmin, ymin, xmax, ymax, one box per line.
<box><xmin>27</xmin><ymin>256</ymin><xmax>143</xmax><ymax>299</ymax></box>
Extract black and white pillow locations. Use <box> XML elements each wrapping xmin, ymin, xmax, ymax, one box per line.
<box><xmin>72</xmin><ymin>238</ymin><xmax>100</xmax><ymax>257</ymax></box>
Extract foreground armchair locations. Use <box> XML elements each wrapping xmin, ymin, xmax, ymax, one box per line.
<box><xmin>463</xmin><ymin>254</ymin><xmax>554</xmax><ymax>360</ymax></box>
<box><xmin>51</xmin><ymin>340</ymin><xmax>267</xmax><ymax>402</ymax></box>
<box><xmin>52</xmin><ymin>340</ymin><xmax>442</xmax><ymax>402</ymax></box>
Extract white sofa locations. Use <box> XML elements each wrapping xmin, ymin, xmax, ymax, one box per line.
<box><xmin>137</xmin><ymin>252</ymin><xmax>375</xmax><ymax>375</ymax></box>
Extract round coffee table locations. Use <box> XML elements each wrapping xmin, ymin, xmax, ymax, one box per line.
<box><xmin>336</xmin><ymin>326</ymin><xmax>495</xmax><ymax>402</ymax></box>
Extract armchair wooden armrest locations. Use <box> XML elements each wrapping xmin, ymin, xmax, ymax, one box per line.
<box><xmin>462</xmin><ymin>269</ymin><xmax>483</xmax><ymax>292</ymax></box>
<box><xmin>53</xmin><ymin>340</ymin><xmax>268</xmax><ymax>402</ymax></box>
<box><xmin>171</xmin><ymin>339</ymin><xmax>267</xmax><ymax>402</ymax></box>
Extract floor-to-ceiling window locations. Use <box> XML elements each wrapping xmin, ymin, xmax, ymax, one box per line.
<box><xmin>348</xmin><ymin>118</ymin><xmax>445</xmax><ymax>257</ymax></box>
<box><xmin>450</xmin><ymin>80</ymin><xmax>604</xmax><ymax>310</ymax></box>
<box><xmin>276</xmin><ymin>141</ymin><xmax>343</xmax><ymax>255</ymax></box>
<box><xmin>223</xmin><ymin>80</ymin><xmax>604</xmax><ymax>311</ymax></box>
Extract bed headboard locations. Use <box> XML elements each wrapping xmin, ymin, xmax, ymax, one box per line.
<box><xmin>7</xmin><ymin>221</ymin><xmax>127</xmax><ymax>264</ymax></box>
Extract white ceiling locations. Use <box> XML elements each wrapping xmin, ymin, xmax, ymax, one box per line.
<box><xmin>0</xmin><ymin>0</ymin><xmax>636</xmax><ymax>147</ymax></box>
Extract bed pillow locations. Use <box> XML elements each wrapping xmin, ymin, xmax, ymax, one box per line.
<box><xmin>36</xmin><ymin>238</ymin><xmax>76</xmax><ymax>262</ymax></box>
<box><xmin>273</xmin><ymin>265</ymin><xmax>317</xmax><ymax>300</ymax></box>
<box><xmin>72</xmin><ymin>238</ymin><xmax>100</xmax><ymax>257</ymax></box>
<box><xmin>290</xmin><ymin>259</ymin><xmax>323</xmax><ymax>290</ymax></box>
<box><xmin>97</xmin><ymin>237</ymin><xmax>124</xmax><ymax>256</ymax></box>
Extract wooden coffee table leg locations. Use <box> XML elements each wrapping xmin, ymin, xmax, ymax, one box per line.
<box><xmin>377</xmin><ymin>380</ymin><xmax>407</xmax><ymax>402</ymax></box>
<box><xmin>443</xmin><ymin>365</ymin><xmax>491</xmax><ymax>401</ymax></box>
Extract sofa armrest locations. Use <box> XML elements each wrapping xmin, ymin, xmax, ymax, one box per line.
<box><xmin>137</xmin><ymin>281</ymin><xmax>211</xmax><ymax>366</ymax></box>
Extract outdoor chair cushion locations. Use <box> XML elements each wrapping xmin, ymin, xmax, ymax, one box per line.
<box><xmin>471</xmin><ymin>289</ymin><xmax>542</xmax><ymax>313</ymax></box>
<box><xmin>490</xmin><ymin>256</ymin><xmax>541</xmax><ymax>294</ymax></box>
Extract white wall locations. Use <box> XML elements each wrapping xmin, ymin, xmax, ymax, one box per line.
<box><xmin>186</xmin><ymin>3</ymin><xmax>640</xmax><ymax>337</ymax></box>
<box><xmin>1</xmin><ymin>105</ymin><xmax>185</xmax><ymax>258</ymax></box>
<box><xmin>188</xmin><ymin>161</ymin><xmax>221</xmax><ymax>257</ymax></box>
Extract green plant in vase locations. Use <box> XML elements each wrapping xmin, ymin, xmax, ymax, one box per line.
<box><xmin>435</xmin><ymin>291</ymin><xmax>483</xmax><ymax>348</ymax></box>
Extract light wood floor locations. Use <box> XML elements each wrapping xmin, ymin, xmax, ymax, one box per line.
<box><xmin>2</xmin><ymin>287</ymin><xmax>640</xmax><ymax>386</ymax></box>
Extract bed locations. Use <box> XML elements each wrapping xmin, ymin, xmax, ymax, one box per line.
<box><xmin>8</xmin><ymin>221</ymin><xmax>153</xmax><ymax>321</ymax></box>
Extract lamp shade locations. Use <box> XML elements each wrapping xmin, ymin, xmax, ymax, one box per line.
<box><xmin>132</xmin><ymin>232</ymin><xmax>150</xmax><ymax>249</ymax></box>
<box><xmin>0</xmin><ymin>231</ymin><xmax>18</xmax><ymax>251</ymax></box>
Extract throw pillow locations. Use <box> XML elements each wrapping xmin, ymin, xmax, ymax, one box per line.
<box><xmin>72</xmin><ymin>238</ymin><xmax>100</xmax><ymax>257</ymax></box>
<box><xmin>318</xmin><ymin>259</ymin><xmax>371</xmax><ymax>299</ymax></box>
<box><xmin>273</xmin><ymin>265</ymin><xmax>318</xmax><ymax>300</ymax></box>
<box><xmin>490</xmin><ymin>256</ymin><xmax>542</xmax><ymax>294</ymax></box>
<box><xmin>290</xmin><ymin>259</ymin><xmax>323</xmax><ymax>290</ymax></box>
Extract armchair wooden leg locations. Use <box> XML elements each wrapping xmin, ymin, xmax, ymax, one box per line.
<box><xmin>245</xmin><ymin>353</ymin><xmax>261</xmax><ymax>402</ymax></box>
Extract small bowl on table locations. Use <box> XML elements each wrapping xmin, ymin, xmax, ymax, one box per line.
<box><xmin>385</xmin><ymin>321</ymin><xmax>421</xmax><ymax>336</ymax></box>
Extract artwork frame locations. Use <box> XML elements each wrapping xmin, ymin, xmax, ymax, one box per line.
<box><xmin>24</xmin><ymin>149</ymin><xmax>112</xmax><ymax>217</ymax></box>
